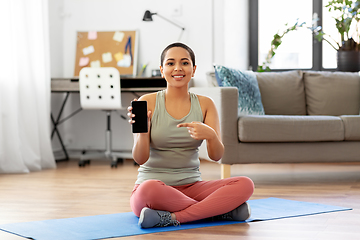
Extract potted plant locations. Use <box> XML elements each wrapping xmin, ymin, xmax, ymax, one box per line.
<box><xmin>314</xmin><ymin>0</ymin><xmax>360</xmax><ymax>71</ymax></box>
<box><xmin>258</xmin><ymin>20</ymin><xmax>305</xmax><ymax>72</ymax></box>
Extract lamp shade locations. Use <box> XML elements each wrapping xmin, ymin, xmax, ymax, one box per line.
<box><xmin>143</xmin><ymin>10</ymin><xmax>154</xmax><ymax>21</ymax></box>
<box><xmin>142</xmin><ymin>10</ymin><xmax>185</xmax><ymax>40</ymax></box>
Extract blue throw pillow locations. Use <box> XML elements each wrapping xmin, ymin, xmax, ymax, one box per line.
<box><xmin>214</xmin><ymin>65</ymin><xmax>265</xmax><ymax>116</ymax></box>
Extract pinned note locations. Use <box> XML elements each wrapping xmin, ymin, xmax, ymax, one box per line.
<box><xmin>90</xmin><ymin>60</ymin><xmax>101</xmax><ymax>68</ymax></box>
<box><xmin>88</xmin><ymin>31</ymin><xmax>97</xmax><ymax>40</ymax></box>
<box><xmin>79</xmin><ymin>57</ymin><xmax>89</xmax><ymax>67</ymax></box>
<box><xmin>114</xmin><ymin>52</ymin><xmax>124</xmax><ymax>62</ymax></box>
<box><xmin>113</xmin><ymin>31</ymin><xmax>125</xmax><ymax>42</ymax></box>
<box><xmin>82</xmin><ymin>45</ymin><xmax>95</xmax><ymax>55</ymax></box>
<box><xmin>102</xmin><ymin>52</ymin><xmax>112</xmax><ymax>63</ymax></box>
<box><xmin>117</xmin><ymin>54</ymin><xmax>131</xmax><ymax>67</ymax></box>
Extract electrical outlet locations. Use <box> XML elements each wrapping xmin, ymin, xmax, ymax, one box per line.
<box><xmin>172</xmin><ymin>5</ymin><xmax>182</xmax><ymax>17</ymax></box>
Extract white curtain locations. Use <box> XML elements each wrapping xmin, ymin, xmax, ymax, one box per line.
<box><xmin>0</xmin><ymin>0</ymin><xmax>56</xmax><ymax>173</ymax></box>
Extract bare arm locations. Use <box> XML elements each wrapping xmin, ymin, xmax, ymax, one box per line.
<box><xmin>177</xmin><ymin>96</ymin><xmax>224</xmax><ymax>161</ymax></box>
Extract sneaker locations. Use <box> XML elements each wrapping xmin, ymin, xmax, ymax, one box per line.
<box><xmin>216</xmin><ymin>202</ymin><xmax>251</xmax><ymax>221</ymax></box>
<box><xmin>138</xmin><ymin>207</ymin><xmax>180</xmax><ymax>228</ymax></box>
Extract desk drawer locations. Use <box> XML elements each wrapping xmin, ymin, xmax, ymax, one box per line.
<box><xmin>51</xmin><ymin>78</ymin><xmax>79</xmax><ymax>92</ymax></box>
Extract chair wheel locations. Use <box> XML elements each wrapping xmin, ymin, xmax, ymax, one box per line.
<box><xmin>111</xmin><ymin>162</ymin><xmax>118</xmax><ymax>168</ymax></box>
<box><xmin>133</xmin><ymin>161</ymin><xmax>139</xmax><ymax>166</ymax></box>
<box><xmin>117</xmin><ymin>158</ymin><xmax>124</xmax><ymax>164</ymax></box>
<box><xmin>79</xmin><ymin>160</ymin><xmax>90</xmax><ymax>167</ymax></box>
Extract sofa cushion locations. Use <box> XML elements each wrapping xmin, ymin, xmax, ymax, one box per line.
<box><xmin>304</xmin><ymin>71</ymin><xmax>360</xmax><ymax>115</ymax></box>
<box><xmin>255</xmin><ymin>70</ymin><xmax>306</xmax><ymax>115</ymax></box>
<box><xmin>238</xmin><ymin>115</ymin><xmax>344</xmax><ymax>142</ymax></box>
<box><xmin>214</xmin><ymin>65</ymin><xmax>265</xmax><ymax>116</ymax></box>
<box><xmin>340</xmin><ymin>115</ymin><xmax>360</xmax><ymax>140</ymax></box>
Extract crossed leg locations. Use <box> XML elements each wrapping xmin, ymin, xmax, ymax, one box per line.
<box><xmin>130</xmin><ymin>176</ymin><xmax>254</xmax><ymax>223</ymax></box>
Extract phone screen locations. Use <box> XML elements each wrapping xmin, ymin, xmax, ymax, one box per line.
<box><xmin>131</xmin><ymin>101</ymin><xmax>148</xmax><ymax>133</ymax></box>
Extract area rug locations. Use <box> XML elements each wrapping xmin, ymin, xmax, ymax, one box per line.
<box><xmin>0</xmin><ymin>198</ymin><xmax>351</xmax><ymax>240</ymax></box>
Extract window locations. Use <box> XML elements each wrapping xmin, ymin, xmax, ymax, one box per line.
<box><xmin>250</xmin><ymin>0</ymin><xmax>334</xmax><ymax>71</ymax></box>
<box><xmin>322</xmin><ymin>1</ymin><xmax>340</xmax><ymax>68</ymax></box>
<box><xmin>258</xmin><ymin>0</ymin><xmax>313</xmax><ymax>70</ymax></box>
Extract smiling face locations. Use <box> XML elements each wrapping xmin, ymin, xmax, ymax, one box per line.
<box><xmin>160</xmin><ymin>47</ymin><xmax>196</xmax><ymax>88</ymax></box>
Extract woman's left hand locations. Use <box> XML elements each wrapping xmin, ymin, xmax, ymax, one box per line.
<box><xmin>177</xmin><ymin>121</ymin><xmax>216</xmax><ymax>140</ymax></box>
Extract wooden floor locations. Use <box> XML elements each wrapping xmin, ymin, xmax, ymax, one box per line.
<box><xmin>1</xmin><ymin>159</ymin><xmax>360</xmax><ymax>240</ymax></box>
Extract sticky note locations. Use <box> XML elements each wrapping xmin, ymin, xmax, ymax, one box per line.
<box><xmin>88</xmin><ymin>31</ymin><xmax>97</xmax><ymax>40</ymax></box>
<box><xmin>117</xmin><ymin>54</ymin><xmax>131</xmax><ymax>67</ymax></box>
<box><xmin>114</xmin><ymin>52</ymin><xmax>124</xmax><ymax>62</ymax></box>
<box><xmin>90</xmin><ymin>60</ymin><xmax>101</xmax><ymax>68</ymax></box>
<box><xmin>82</xmin><ymin>45</ymin><xmax>95</xmax><ymax>55</ymax></box>
<box><xmin>113</xmin><ymin>31</ymin><xmax>125</xmax><ymax>42</ymax></box>
<box><xmin>79</xmin><ymin>57</ymin><xmax>89</xmax><ymax>67</ymax></box>
<box><xmin>102</xmin><ymin>52</ymin><xmax>112</xmax><ymax>63</ymax></box>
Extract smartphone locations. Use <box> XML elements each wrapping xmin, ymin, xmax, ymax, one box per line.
<box><xmin>131</xmin><ymin>101</ymin><xmax>148</xmax><ymax>133</ymax></box>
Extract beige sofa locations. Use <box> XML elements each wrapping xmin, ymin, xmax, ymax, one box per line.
<box><xmin>190</xmin><ymin>70</ymin><xmax>360</xmax><ymax>178</ymax></box>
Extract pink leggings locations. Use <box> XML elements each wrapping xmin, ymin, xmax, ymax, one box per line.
<box><xmin>130</xmin><ymin>176</ymin><xmax>254</xmax><ymax>223</ymax></box>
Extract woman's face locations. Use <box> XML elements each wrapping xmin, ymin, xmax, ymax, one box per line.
<box><xmin>160</xmin><ymin>47</ymin><xmax>196</xmax><ymax>87</ymax></box>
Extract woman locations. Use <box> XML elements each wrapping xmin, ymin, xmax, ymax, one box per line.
<box><xmin>128</xmin><ymin>42</ymin><xmax>254</xmax><ymax>228</ymax></box>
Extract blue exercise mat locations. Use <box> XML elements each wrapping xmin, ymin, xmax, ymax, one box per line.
<box><xmin>0</xmin><ymin>198</ymin><xmax>351</xmax><ymax>240</ymax></box>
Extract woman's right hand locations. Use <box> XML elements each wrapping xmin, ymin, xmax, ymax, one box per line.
<box><xmin>129</xmin><ymin>99</ymin><xmax>151</xmax><ymax>165</ymax></box>
<box><xmin>127</xmin><ymin>98</ymin><xmax>152</xmax><ymax>133</ymax></box>
<box><xmin>127</xmin><ymin>98</ymin><xmax>137</xmax><ymax>125</ymax></box>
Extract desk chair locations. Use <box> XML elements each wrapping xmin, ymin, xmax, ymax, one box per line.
<box><xmin>79</xmin><ymin>67</ymin><xmax>126</xmax><ymax>167</ymax></box>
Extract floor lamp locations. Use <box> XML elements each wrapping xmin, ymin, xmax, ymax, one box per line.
<box><xmin>142</xmin><ymin>10</ymin><xmax>185</xmax><ymax>41</ymax></box>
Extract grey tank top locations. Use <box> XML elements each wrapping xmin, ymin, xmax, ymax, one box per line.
<box><xmin>135</xmin><ymin>90</ymin><xmax>204</xmax><ymax>186</ymax></box>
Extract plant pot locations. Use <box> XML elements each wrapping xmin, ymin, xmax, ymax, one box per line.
<box><xmin>337</xmin><ymin>50</ymin><xmax>360</xmax><ymax>72</ymax></box>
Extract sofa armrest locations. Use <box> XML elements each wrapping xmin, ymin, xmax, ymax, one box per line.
<box><xmin>189</xmin><ymin>87</ymin><xmax>239</xmax><ymax>164</ymax></box>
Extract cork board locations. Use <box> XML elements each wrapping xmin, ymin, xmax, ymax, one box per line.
<box><xmin>74</xmin><ymin>30</ymin><xmax>138</xmax><ymax>77</ymax></box>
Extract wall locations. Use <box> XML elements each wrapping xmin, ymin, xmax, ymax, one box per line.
<box><xmin>49</xmin><ymin>0</ymin><xmax>64</xmax><ymax>77</ymax></box>
<box><xmin>49</xmin><ymin>0</ymin><xmax>249</xmax><ymax>154</ymax></box>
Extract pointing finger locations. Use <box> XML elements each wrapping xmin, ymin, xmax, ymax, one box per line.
<box><xmin>177</xmin><ymin>123</ymin><xmax>193</xmax><ymax>128</ymax></box>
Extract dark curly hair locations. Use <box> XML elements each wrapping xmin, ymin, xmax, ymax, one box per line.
<box><xmin>160</xmin><ymin>42</ymin><xmax>196</xmax><ymax>67</ymax></box>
